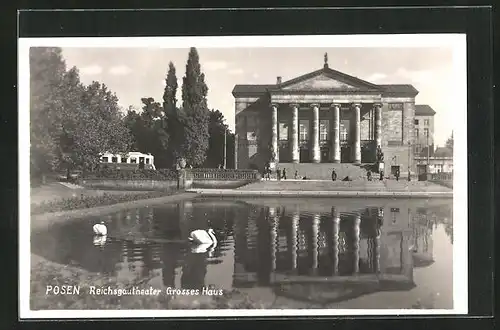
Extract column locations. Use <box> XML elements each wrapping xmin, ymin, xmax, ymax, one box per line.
<box><xmin>234</xmin><ymin>133</ymin><xmax>238</xmax><ymax>169</ymax></box>
<box><xmin>311</xmin><ymin>104</ymin><xmax>320</xmax><ymax>163</ymax></box>
<box><xmin>269</xmin><ymin>207</ymin><xmax>278</xmax><ymax>272</ymax></box>
<box><xmin>373</xmin><ymin>234</ymin><xmax>381</xmax><ymax>273</ymax></box>
<box><xmin>311</xmin><ymin>213</ymin><xmax>320</xmax><ymax>274</ymax></box>
<box><xmin>331</xmin><ymin>103</ymin><xmax>341</xmax><ymax>163</ymax></box>
<box><xmin>352</xmin><ymin>103</ymin><xmax>362</xmax><ymax>164</ymax></box>
<box><xmin>271</xmin><ymin>104</ymin><xmax>279</xmax><ymax>164</ymax></box>
<box><xmin>352</xmin><ymin>214</ymin><xmax>361</xmax><ymax>274</ymax></box>
<box><xmin>374</xmin><ymin>103</ymin><xmax>382</xmax><ymax>150</ymax></box>
<box><xmin>290</xmin><ymin>104</ymin><xmax>300</xmax><ymax>163</ymax></box>
<box><xmin>332</xmin><ymin>208</ymin><xmax>340</xmax><ymax>275</ymax></box>
<box><xmin>291</xmin><ymin>212</ymin><xmax>299</xmax><ymax>271</ymax></box>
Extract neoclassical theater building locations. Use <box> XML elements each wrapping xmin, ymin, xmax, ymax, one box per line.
<box><xmin>233</xmin><ymin>55</ymin><xmax>436</xmax><ymax>176</ymax></box>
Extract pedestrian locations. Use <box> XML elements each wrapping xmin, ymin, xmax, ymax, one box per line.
<box><xmin>331</xmin><ymin>169</ymin><xmax>337</xmax><ymax>181</ymax></box>
<box><xmin>367</xmin><ymin>170</ymin><xmax>372</xmax><ymax>181</ymax></box>
<box><xmin>276</xmin><ymin>167</ymin><xmax>281</xmax><ymax>181</ymax></box>
<box><xmin>294</xmin><ymin>170</ymin><xmax>298</xmax><ymax>179</ymax></box>
<box><xmin>380</xmin><ymin>170</ymin><xmax>384</xmax><ymax>181</ymax></box>
<box><xmin>395</xmin><ymin>168</ymin><xmax>400</xmax><ymax>181</ymax></box>
<box><xmin>282</xmin><ymin>168</ymin><xmax>287</xmax><ymax>180</ymax></box>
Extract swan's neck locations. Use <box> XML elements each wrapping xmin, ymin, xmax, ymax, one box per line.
<box><xmin>207</xmin><ymin>231</ymin><xmax>217</xmax><ymax>243</ymax></box>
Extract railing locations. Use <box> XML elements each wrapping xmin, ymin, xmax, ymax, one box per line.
<box><xmin>430</xmin><ymin>172</ymin><xmax>453</xmax><ymax>181</ymax></box>
<box><xmin>188</xmin><ymin>169</ymin><xmax>260</xmax><ymax>181</ymax></box>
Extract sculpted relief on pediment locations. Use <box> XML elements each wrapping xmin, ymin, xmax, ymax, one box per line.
<box><xmin>282</xmin><ymin>73</ymin><xmax>358</xmax><ymax>91</ymax></box>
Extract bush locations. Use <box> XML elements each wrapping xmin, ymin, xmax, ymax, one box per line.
<box><xmin>31</xmin><ymin>191</ymin><xmax>173</xmax><ymax>215</ymax></box>
<box><xmin>82</xmin><ymin>168</ymin><xmax>178</xmax><ymax>181</ymax></box>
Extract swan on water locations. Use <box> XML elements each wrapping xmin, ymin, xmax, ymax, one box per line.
<box><xmin>93</xmin><ymin>221</ymin><xmax>107</xmax><ymax>236</ymax></box>
<box><xmin>188</xmin><ymin>228</ymin><xmax>217</xmax><ymax>245</ymax></box>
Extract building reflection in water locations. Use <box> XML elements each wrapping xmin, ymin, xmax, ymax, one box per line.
<box><xmin>31</xmin><ymin>199</ymin><xmax>449</xmax><ymax>304</ymax></box>
<box><xmin>232</xmin><ymin>203</ymin><xmax>443</xmax><ymax>304</ymax></box>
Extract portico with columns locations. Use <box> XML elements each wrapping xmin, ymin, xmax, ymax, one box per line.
<box><xmin>270</xmin><ymin>101</ymin><xmax>383</xmax><ymax>165</ymax></box>
<box><xmin>233</xmin><ymin>53</ymin><xmax>420</xmax><ymax>175</ymax></box>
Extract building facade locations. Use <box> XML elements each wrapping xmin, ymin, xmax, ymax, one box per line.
<box><xmin>233</xmin><ymin>56</ymin><xmax>437</xmax><ymax>176</ymax></box>
<box><xmin>414</xmin><ymin>105</ymin><xmax>436</xmax><ymax>155</ymax></box>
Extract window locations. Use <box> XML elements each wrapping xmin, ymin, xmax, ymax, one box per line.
<box><xmin>424</xmin><ymin>119</ymin><xmax>430</xmax><ymax>126</ymax></box>
<box><xmin>320</xmin><ymin>120</ymin><xmax>329</xmax><ymax>141</ymax></box>
<box><xmin>130</xmin><ymin>158</ymin><xmax>137</xmax><ymax>164</ymax></box>
<box><xmin>424</xmin><ymin>128</ymin><xmax>429</xmax><ymax>137</ymax></box>
<box><xmin>246</xmin><ymin>132</ymin><xmax>257</xmax><ymax>141</ymax></box>
<box><xmin>415</xmin><ymin>128</ymin><xmax>419</xmax><ymax>139</ymax></box>
<box><xmin>390</xmin><ymin>207</ymin><xmax>400</xmax><ymax>224</ymax></box>
<box><xmin>279</xmin><ymin>122</ymin><xmax>289</xmax><ymax>141</ymax></box>
<box><xmin>101</xmin><ymin>157</ymin><xmax>108</xmax><ymax>163</ymax></box>
<box><xmin>340</xmin><ymin>123</ymin><xmax>348</xmax><ymax>140</ymax></box>
<box><xmin>146</xmin><ymin>158</ymin><xmax>150</xmax><ymax>164</ymax></box>
<box><xmin>246</xmin><ymin>116</ymin><xmax>257</xmax><ymax>141</ymax></box>
<box><xmin>248</xmin><ymin>145</ymin><xmax>258</xmax><ymax>158</ymax></box>
<box><xmin>111</xmin><ymin>157</ymin><xmax>118</xmax><ymax>163</ymax></box>
<box><xmin>414</xmin><ymin>119</ymin><xmax>419</xmax><ymax>125</ymax></box>
<box><xmin>139</xmin><ymin>157</ymin><xmax>145</xmax><ymax>163</ymax></box>
<box><xmin>389</xmin><ymin>103</ymin><xmax>403</xmax><ymax>111</ymax></box>
<box><xmin>121</xmin><ymin>157</ymin><xmax>127</xmax><ymax>163</ymax></box>
<box><xmin>299</xmin><ymin>120</ymin><xmax>309</xmax><ymax>141</ymax></box>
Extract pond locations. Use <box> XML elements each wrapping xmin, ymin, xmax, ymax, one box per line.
<box><xmin>31</xmin><ymin>197</ymin><xmax>454</xmax><ymax>310</ymax></box>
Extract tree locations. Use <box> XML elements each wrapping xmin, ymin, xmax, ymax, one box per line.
<box><xmin>180</xmin><ymin>47</ymin><xmax>210</xmax><ymax>166</ymax></box>
<box><xmin>203</xmin><ymin>109</ymin><xmax>232</xmax><ymax>168</ymax></box>
<box><xmin>123</xmin><ymin>98</ymin><xmax>171</xmax><ymax>168</ymax></box>
<box><xmin>29</xmin><ymin>47</ymin><xmax>67</xmax><ymax>182</ymax></box>
<box><xmin>163</xmin><ymin>62</ymin><xmax>178</xmax><ymax>115</ymax></box>
<box><xmin>73</xmin><ymin>81</ymin><xmax>132</xmax><ymax>171</ymax></box>
<box><xmin>162</xmin><ymin>62</ymin><xmax>183</xmax><ymax>167</ymax></box>
<box><xmin>445</xmin><ymin>131</ymin><xmax>453</xmax><ymax>152</ymax></box>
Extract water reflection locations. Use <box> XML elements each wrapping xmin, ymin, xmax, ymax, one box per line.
<box><xmin>31</xmin><ymin>198</ymin><xmax>453</xmax><ymax>307</ymax></box>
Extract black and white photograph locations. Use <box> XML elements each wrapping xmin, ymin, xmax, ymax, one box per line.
<box><xmin>19</xmin><ymin>34</ymin><xmax>467</xmax><ymax>318</ymax></box>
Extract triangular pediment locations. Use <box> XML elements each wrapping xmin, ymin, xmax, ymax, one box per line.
<box><xmin>279</xmin><ymin>68</ymin><xmax>381</xmax><ymax>92</ymax></box>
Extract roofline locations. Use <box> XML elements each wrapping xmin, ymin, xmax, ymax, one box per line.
<box><xmin>279</xmin><ymin>67</ymin><xmax>383</xmax><ymax>90</ymax></box>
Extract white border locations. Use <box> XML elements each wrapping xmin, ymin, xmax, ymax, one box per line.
<box><xmin>18</xmin><ymin>34</ymin><xmax>468</xmax><ymax>319</ymax></box>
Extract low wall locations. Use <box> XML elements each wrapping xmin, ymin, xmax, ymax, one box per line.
<box><xmin>191</xmin><ymin>180</ymin><xmax>254</xmax><ymax>189</ymax></box>
<box><xmin>80</xmin><ymin>168</ymin><xmax>260</xmax><ymax>191</ymax></box>
<box><xmin>81</xmin><ymin>179</ymin><xmax>179</xmax><ymax>191</ymax></box>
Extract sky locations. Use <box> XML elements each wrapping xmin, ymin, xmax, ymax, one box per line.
<box><xmin>61</xmin><ymin>46</ymin><xmax>456</xmax><ymax>147</ymax></box>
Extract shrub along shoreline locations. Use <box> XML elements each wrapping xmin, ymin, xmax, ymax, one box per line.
<box><xmin>31</xmin><ymin>190</ymin><xmax>177</xmax><ymax>215</ymax></box>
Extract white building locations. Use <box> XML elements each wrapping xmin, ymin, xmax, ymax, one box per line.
<box><xmin>100</xmin><ymin>151</ymin><xmax>156</xmax><ymax>170</ymax></box>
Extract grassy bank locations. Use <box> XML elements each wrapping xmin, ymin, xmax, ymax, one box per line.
<box><xmin>31</xmin><ymin>190</ymin><xmax>178</xmax><ymax>215</ymax></box>
<box><xmin>30</xmin><ymin>256</ymin><xmax>264</xmax><ymax>310</ymax></box>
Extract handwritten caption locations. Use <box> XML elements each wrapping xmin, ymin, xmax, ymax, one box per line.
<box><xmin>45</xmin><ymin>285</ymin><xmax>223</xmax><ymax>297</ymax></box>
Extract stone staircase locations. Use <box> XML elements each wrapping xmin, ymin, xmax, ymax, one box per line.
<box><xmin>276</xmin><ymin>163</ymin><xmax>369</xmax><ymax>180</ymax></box>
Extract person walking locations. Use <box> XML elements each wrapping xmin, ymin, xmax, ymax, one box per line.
<box><xmin>276</xmin><ymin>167</ymin><xmax>281</xmax><ymax>181</ymax></box>
<box><xmin>331</xmin><ymin>168</ymin><xmax>337</xmax><ymax>181</ymax></box>
<box><xmin>395</xmin><ymin>168</ymin><xmax>400</xmax><ymax>181</ymax></box>
<box><xmin>294</xmin><ymin>170</ymin><xmax>299</xmax><ymax>179</ymax></box>
<box><xmin>282</xmin><ymin>168</ymin><xmax>287</xmax><ymax>180</ymax></box>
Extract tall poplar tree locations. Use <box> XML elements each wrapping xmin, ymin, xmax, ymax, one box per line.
<box><xmin>162</xmin><ymin>61</ymin><xmax>183</xmax><ymax>166</ymax></box>
<box><xmin>180</xmin><ymin>47</ymin><xmax>210</xmax><ymax>166</ymax></box>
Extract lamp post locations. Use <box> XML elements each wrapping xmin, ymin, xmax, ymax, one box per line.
<box><xmin>408</xmin><ymin>140</ymin><xmax>411</xmax><ymax>181</ymax></box>
<box><xmin>223</xmin><ymin>127</ymin><xmax>227</xmax><ymax>169</ymax></box>
<box><xmin>426</xmin><ymin>133</ymin><xmax>430</xmax><ymax>172</ymax></box>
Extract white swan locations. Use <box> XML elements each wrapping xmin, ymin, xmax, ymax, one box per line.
<box><xmin>188</xmin><ymin>228</ymin><xmax>217</xmax><ymax>245</ymax></box>
<box><xmin>93</xmin><ymin>221</ymin><xmax>107</xmax><ymax>236</ymax></box>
